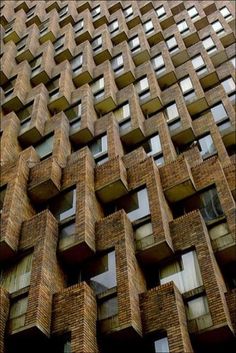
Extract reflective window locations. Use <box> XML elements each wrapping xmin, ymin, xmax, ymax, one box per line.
<box><xmin>50</xmin><ymin>188</ymin><xmax>76</xmax><ymax>222</ymax></box>
<box><xmin>180</xmin><ymin>76</ymin><xmax>194</xmax><ymax>95</ymax></box>
<box><xmin>111</xmin><ymin>54</ymin><xmax>124</xmax><ymax>74</ymax></box>
<box><xmin>123</xmin><ymin>5</ymin><xmax>133</xmax><ymax>18</ymax></box>
<box><xmin>92</xmin><ymin>35</ymin><xmax>102</xmax><ymax>52</ymax></box>
<box><xmin>160</xmin><ymin>251</ymin><xmax>203</xmax><ymax>293</ymax></box>
<box><xmin>81</xmin><ymin>250</ymin><xmax>116</xmax><ymax>294</ymax></box>
<box><xmin>166</xmin><ymin>35</ymin><xmax>178</xmax><ymax>53</ymax></box>
<box><xmin>192</xmin><ymin>55</ymin><xmax>207</xmax><ymax>75</ymax></box>
<box><xmin>198</xmin><ymin>134</ymin><xmax>216</xmax><ymax>159</ymax></box>
<box><xmin>177</xmin><ymin>20</ymin><xmax>189</xmax><ymax>34</ymax></box>
<box><xmin>143</xmin><ymin>134</ymin><xmax>162</xmax><ymax>157</ymax></box>
<box><xmin>202</xmin><ymin>36</ymin><xmax>216</xmax><ymax>54</ymax></box>
<box><xmin>54</xmin><ymin>35</ymin><xmax>65</xmax><ymax>52</ymax></box>
<box><xmin>91</xmin><ymin>76</ymin><xmax>105</xmax><ymax>99</ymax></box>
<box><xmin>39</xmin><ymin>19</ymin><xmax>49</xmax><ymax>34</ymax></box>
<box><xmin>129</xmin><ymin>35</ymin><xmax>140</xmax><ymax>53</ymax></box>
<box><xmin>1</xmin><ymin>254</ymin><xmax>33</xmax><ymax>293</ymax></box>
<box><xmin>220</xmin><ymin>6</ymin><xmax>233</xmax><ymax>20</ymax></box>
<box><xmin>74</xmin><ymin>19</ymin><xmax>84</xmax><ymax>33</ymax></box>
<box><xmin>90</xmin><ymin>135</ymin><xmax>108</xmax><ymax>165</ymax></box>
<box><xmin>91</xmin><ymin>5</ymin><xmax>100</xmax><ymax>18</ymax></box>
<box><xmin>136</xmin><ymin>76</ymin><xmax>150</xmax><ymax>99</ymax></box>
<box><xmin>26</xmin><ymin>5</ymin><xmax>36</xmax><ymax>18</ymax></box>
<box><xmin>59</xmin><ymin>5</ymin><xmax>68</xmax><ymax>18</ymax></box>
<box><xmin>186</xmin><ymin>296</ymin><xmax>209</xmax><ymax>320</ymax></box>
<box><xmin>17</xmin><ymin>35</ymin><xmax>28</xmax><ymax>52</ymax></box>
<box><xmin>188</xmin><ymin>6</ymin><xmax>199</xmax><ymax>20</ymax></box>
<box><xmin>143</xmin><ymin>19</ymin><xmax>154</xmax><ymax>34</ymax></box>
<box><xmin>211</xmin><ymin>20</ymin><xmax>224</xmax><ymax>35</ymax></box>
<box><xmin>230</xmin><ymin>57</ymin><xmax>236</xmax><ymax>68</ymax></box>
<box><xmin>166</xmin><ymin>102</ymin><xmax>179</xmax><ymax>122</ymax></box>
<box><xmin>156</xmin><ymin>5</ymin><xmax>166</xmax><ymax>19</ymax></box>
<box><xmin>154</xmin><ymin>337</ymin><xmax>170</xmax><ymax>353</ymax></box>
<box><xmin>70</xmin><ymin>54</ymin><xmax>83</xmax><ymax>73</ymax></box>
<box><xmin>9</xmin><ymin>296</ymin><xmax>28</xmax><ymax>331</ymax></box>
<box><xmin>109</xmin><ymin>19</ymin><xmax>119</xmax><ymax>34</ymax></box>
<box><xmin>98</xmin><ymin>295</ymin><xmax>118</xmax><ymax>320</ymax></box>
<box><xmin>34</xmin><ymin>134</ymin><xmax>54</xmax><ymax>160</ymax></box>
<box><xmin>221</xmin><ymin>77</ymin><xmax>235</xmax><ymax>94</ymax></box>
<box><xmin>211</xmin><ymin>103</ymin><xmax>228</xmax><ymax>123</ymax></box>
<box><xmin>152</xmin><ymin>54</ymin><xmax>165</xmax><ymax>75</ymax></box>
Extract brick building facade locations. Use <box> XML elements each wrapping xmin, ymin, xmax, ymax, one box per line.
<box><xmin>0</xmin><ymin>1</ymin><xmax>235</xmax><ymax>352</ymax></box>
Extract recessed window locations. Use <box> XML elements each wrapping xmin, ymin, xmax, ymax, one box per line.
<box><xmin>152</xmin><ymin>54</ymin><xmax>165</xmax><ymax>75</ymax></box>
<box><xmin>154</xmin><ymin>337</ymin><xmax>170</xmax><ymax>353</ymax></box>
<box><xmin>65</xmin><ymin>101</ymin><xmax>82</xmax><ymax>134</ymax></box>
<box><xmin>129</xmin><ymin>35</ymin><xmax>140</xmax><ymax>53</ymax></box>
<box><xmin>186</xmin><ymin>296</ymin><xmax>209</xmax><ymax>320</ymax></box>
<box><xmin>0</xmin><ymin>253</ymin><xmax>33</xmax><ymax>293</ymax></box>
<box><xmin>34</xmin><ymin>134</ymin><xmax>54</xmax><ymax>160</ymax></box>
<box><xmin>26</xmin><ymin>5</ymin><xmax>36</xmax><ymax>18</ymax></box>
<box><xmin>59</xmin><ymin>5</ymin><xmax>68</xmax><ymax>18</ymax></box>
<box><xmin>143</xmin><ymin>134</ymin><xmax>163</xmax><ymax>161</ymax></box>
<box><xmin>123</xmin><ymin>5</ymin><xmax>133</xmax><ymax>18</ymax></box>
<box><xmin>166</xmin><ymin>35</ymin><xmax>178</xmax><ymax>53</ymax></box>
<box><xmin>16</xmin><ymin>35</ymin><xmax>28</xmax><ymax>52</ymax></box>
<box><xmin>98</xmin><ymin>295</ymin><xmax>118</xmax><ymax>320</ymax></box>
<box><xmin>111</xmin><ymin>54</ymin><xmax>124</xmax><ymax>74</ymax></box>
<box><xmin>90</xmin><ymin>135</ymin><xmax>108</xmax><ymax>165</ymax></box>
<box><xmin>143</xmin><ymin>19</ymin><xmax>154</xmax><ymax>34</ymax></box>
<box><xmin>114</xmin><ymin>102</ymin><xmax>131</xmax><ymax>131</ymax></box>
<box><xmin>17</xmin><ymin>102</ymin><xmax>33</xmax><ymax>133</ymax></box>
<box><xmin>177</xmin><ymin>20</ymin><xmax>189</xmax><ymax>35</ymax></box>
<box><xmin>91</xmin><ymin>5</ymin><xmax>100</xmax><ymax>19</ymax></box>
<box><xmin>136</xmin><ymin>76</ymin><xmax>150</xmax><ymax>100</ymax></box>
<box><xmin>202</xmin><ymin>36</ymin><xmax>217</xmax><ymax>54</ymax></box>
<box><xmin>54</xmin><ymin>333</ymin><xmax>71</xmax><ymax>353</ymax></box>
<box><xmin>46</xmin><ymin>75</ymin><xmax>60</xmax><ymax>99</ymax></box>
<box><xmin>54</xmin><ymin>35</ymin><xmax>65</xmax><ymax>52</ymax></box>
<box><xmin>9</xmin><ymin>296</ymin><xmax>28</xmax><ymax>331</ymax></box>
<box><xmin>230</xmin><ymin>57</ymin><xmax>236</xmax><ymax>68</ymax></box>
<box><xmin>211</xmin><ymin>103</ymin><xmax>228</xmax><ymax>124</ymax></box>
<box><xmin>109</xmin><ymin>187</ymin><xmax>150</xmax><ymax>222</ymax></box>
<box><xmin>70</xmin><ymin>54</ymin><xmax>83</xmax><ymax>74</ymax></box>
<box><xmin>2</xmin><ymin>76</ymin><xmax>16</xmax><ymax>98</ymax></box>
<box><xmin>109</xmin><ymin>19</ymin><xmax>119</xmax><ymax>34</ymax></box>
<box><xmin>49</xmin><ymin>188</ymin><xmax>76</xmax><ymax>222</ymax></box>
<box><xmin>156</xmin><ymin>5</ymin><xmax>166</xmax><ymax>19</ymax></box>
<box><xmin>192</xmin><ymin>55</ymin><xmax>207</xmax><ymax>75</ymax></box>
<box><xmin>180</xmin><ymin>76</ymin><xmax>195</xmax><ymax>100</ymax></box>
<box><xmin>166</xmin><ymin>102</ymin><xmax>179</xmax><ymax>122</ymax></box>
<box><xmin>4</xmin><ymin>20</ymin><xmax>14</xmax><ymax>34</ymax></box>
<box><xmin>159</xmin><ymin>250</ymin><xmax>203</xmax><ymax>293</ymax></box>
<box><xmin>39</xmin><ymin>19</ymin><xmax>49</xmax><ymax>34</ymax></box>
<box><xmin>30</xmin><ymin>55</ymin><xmax>42</xmax><ymax>75</ymax></box>
<box><xmin>81</xmin><ymin>250</ymin><xmax>117</xmax><ymax>294</ymax></box>
<box><xmin>73</xmin><ymin>19</ymin><xmax>84</xmax><ymax>33</ymax></box>
<box><xmin>91</xmin><ymin>76</ymin><xmax>105</xmax><ymax>100</ymax></box>
<box><xmin>221</xmin><ymin>77</ymin><xmax>235</xmax><ymax>95</ymax></box>
<box><xmin>220</xmin><ymin>6</ymin><xmax>233</xmax><ymax>21</ymax></box>
<box><xmin>92</xmin><ymin>35</ymin><xmax>102</xmax><ymax>53</ymax></box>
<box><xmin>188</xmin><ymin>6</ymin><xmax>200</xmax><ymax>20</ymax></box>
<box><xmin>211</xmin><ymin>20</ymin><xmax>224</xmax><ymax>35</ymax></box>
<box><xmin>198</xmin><ymin>134</ymin><xmax>216</xmax><ymax>159</ymax></box>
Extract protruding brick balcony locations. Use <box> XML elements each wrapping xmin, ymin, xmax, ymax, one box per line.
<box><xmin>92</xmin><ymin>25</ymin><xmax>113</xmax><ymax>65</ymax></box>
<box><xmin>15</xmin><ymin>25</ymin><xmax>39</xmax><ymax>63</ymax></box>
<box><xmin>125</xmin><ymin>2</ymin><xmax>141</xmax><ymax>29</ymax></box>
<box><xmin>39</xmin><ymin>9</ymin><xmax>59</xmax><ymax>44</ymax></box>
<box><xmin>109</xmin><ymin>10</ymin><xmax>128</xmax><ymax>45</ymax></box>
<box><xmin>51</xmin><ymin>283</ymin><xmax>98</xmax><ymax>353</ymax></box>
<box><xmin>45</xmin><ymin>1</ymin><xmax>60</xmax><ymax>13</ymax></box>
<box><xmin>72</xmin><ymin>41</ymin><xmax>94</xmax><ymax>87</ymax></box>
<box><xmin>129</xmin><ymin>25</ymin><xmax>150</xmax><ymax>66</ymax></box>
<box><xmin>74</xmin><ymin>9</ymin><xmax>93</xmax><ymax>45</ymax></box>
<box><xmin>91</xmin><ymin>1</ymin><xmax>109</xmax><ymax>29</ymax></box>
<box><xmin>0</xmin><ymin>41</ymin><xmax>16</xmax><ymax>85</ymax></box>
<box><xmin>95</xmin><ymin>156</ymin><xmax>128</xmax><ymax>203</ymax></box>
<box><xmin>112</xmin><ymin>42</ymin><xmax>135</xmax><ymax>89</ymax></box>
<box><xmin>76</xmin><ymin>1</ymin><xmax>92</xmax><ymax>14</ymax></box>
<box><xmin>3</xmin><ymin>9</ymin><xmax>25</xmax><ymax>44</ymax></box>
<box><xmin>54</xmin><ymin>25</ymin><xmax>75</xmax><ymax>64</ymax></box>
<box><xmin>159</xmin><ymin>156</ymin><xmax>196</xmax><ymax>202</ymax></box>
<box><xmin>107</xmin><ymin>1</ymin><xmax>123</xmax><ymax>14</ymax></box>
<box><xmin>58</xmin><ymin>2</ymin><xmax>77</xmax><ymax>28</ymax></box>
<box><xmin>138</xmin><ymin>1</ymin><xmax>154</xmax><ymax>16</ymax></box>
<box><xmin>140</xmin><ymin>283</ymin><xmax>194</xmax><ymax>353</ymax></box>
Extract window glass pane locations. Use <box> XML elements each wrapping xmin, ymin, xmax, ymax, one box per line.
<box><xmin>156</xmin><ymin>5</ymin><xmax>166</xmax><ymax>18</ymax></box>
<box><xmin>211</xmin><ymin>103</ymin><xmax>227</xmax><ymax>123</ymax></box>
<box><xmin>160</xmin><ymin>251</ymin><xmax>203</xmax><ymax>293</ymax></box>
<box><xmin>198</xmin><ymin>134</ymin><xmax>216</xmax><ymax>158</ymax></box>
<box><xmin>83</xmin><ymin>251</ymin><xmax>117</xmax><ymax>294</ymax></box>
<box><xmin>203</xmin><ymin>36</ymin><xmax>215</xmax><ymax>50</ymax></box>
<box><xmin>200</xmin><ymin>187</ymin><xmax>224</xmax><ymax>221</ymax></box>
<box><xmin>192</xmin><ymin>55</ymin><xmax>205</xmax><ymax>70</ymax></box>
<box><xmin>112</xmin><ymin>54</ymin><xmax>123</xmax><ymax>71</ymax></box>
<box><xmin>71</xmin><ymin>54</ymin><xmax>83</xmax><ymax>71</ymax></box>
<box><xmin>188</xmin><ymin>6</ymin><xmax>198</xmax><ymax>18</ymax></box>
<box><xmin>145</xmin><ymin>135</ymin><xmax>162</xmax><ymax>156</ymax></box>
<box><xmin>220</xmin><ymin>6</ymin><xmax>232</xmax><ymax>19</ymax></box>
<box><xmin>1</xmin><ymin>254</ymin><xmax>33</xmax><ymax>293</ymax></box>
<box><xmin>92</xmin><ymin>35</ymin><xmax>102</xmax><ymax>50</ymax></box>
<box><xmin>90</xmin><ymin>135</ymin><xmax>107</xmax><ymax>157</ymax></box>
<box><xmin>166</xmin><ymin>103</ymin><xmax>179</xmax><ymax>121</ymax></box>
<box><xmin>212</xmin><ymin>20</ymin><xmax>223</xmax><ymax>33</ymax></box>
<box><xmin>35</xmin><ymin>135</ymin><xmax>53</xmax><ymax>159</ymax></box>
<box><xmin>152</xmin><ymin>54</ymin><xmax>164</xmax><ymax>70</ymax></box>
<box><xmin>65</xmin><ymin>102</ymin><xmax>81</xmax><ymax>121</ymax></box>
<box><xmin>50</xmin><ymin>188</ymin><xmax>76</xmax><ymax>222</ymax></box>
<box><xmin>222</xmin><ymin>78</ymin><xmax>235</xmax><ymax>94</ymax></box>
<box><xmin>186</xmin><ymin>296</ymin><xmax>209</xmax><ymax>320</ymax></box>
<box><xmin>91</xmin><ymin>5</ymin><xmax>100</xmax><ymax>18</ymax></box>
<box><xmin>144</xmin><ymin>20</ymin><xmax>154</xmax><ymax>33</ymax></box>
<box><xmin>180</xmin><ymin>77</ymin><xmax>193</xmax><ymax>94</ymax></box>
<box><xmin>9</xmin><ymin>296</ymin><xmax>28</xmax><ymax>330</ymax></box>
<box><xmin>136</xmin><ymin>77</ymin><xmax>149</xmax><ymax>93</ymax></box>
<box><xmin>177</xmin><ymin>20</ymin><xmax>188</xmax><ymax>33</ymax></box>
<box><xmin>98</xmin><ymin>296</ymin><xmax>118</xmax><ymax>320</ymax></box>
<box><xmin>117</xmin><ymin>188</ymin><xmax>150</xmax><ymax>222</ymax></box>
<box><xmin>114</xmin><ymin>103</ymin><xmax>130</xmax><ymax>122</ymax></box>
<box><xmin>74</xmin><ymin>19</ymin><xmax>84</xmax><ymax>32</ymax></box>
<box><xmin>129</xmin><ymin>36</ymin><xmax>140</xmax><ymax>50</ymax></box>
<box><xmin>109</xmin><ymin>19</ymin><xmax>118</xmax><ymax>33</ymax></box>
<box><xmin>124</xmin><ymin>5</ymin><xmax>133</xmax><ymax>18</ymax></box>
<box><xmin>154</xmin><ymin>337</ymin><xmax>169</xmax><ymax>353</ymax></box>
<box><xmin>91</xmin><ymin>77</ymin><xmax>104</xmax><ymax>94</ymax></box>
<box><xmin>166</xmin><ymin>36</ymin><xmax>177</xmax><ymax>49</ymax></box>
